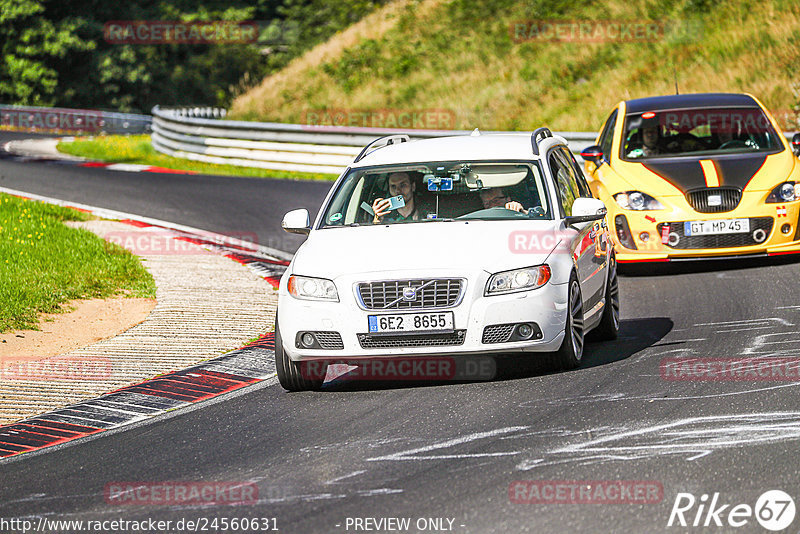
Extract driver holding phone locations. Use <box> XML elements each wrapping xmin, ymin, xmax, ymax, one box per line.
<box><xmin>372</xmin><ymin>172</ymin><xmax>421</xmax><ymax>223</ymax></box>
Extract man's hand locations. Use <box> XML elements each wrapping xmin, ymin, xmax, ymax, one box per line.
<box><xmin>372</xmin><ymin>198</ymin><xmax>391</xmax><ymax>222</ymax></box>
<box><xmin>505</xmin><ymin>201</ymin><xmax>528</xmax><ymax>214</ymax></box>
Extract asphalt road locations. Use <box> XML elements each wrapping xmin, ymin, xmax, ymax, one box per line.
<box><xmin>0</xmin><ymin>131</ymin><xmax>331</xmax><ymax>253</ymax></box>
<box><xmin>3</xmin><ymin>134</ymin><xmax>800</xmax><ymax>533</ymax></box>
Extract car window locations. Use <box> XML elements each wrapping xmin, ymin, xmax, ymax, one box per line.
<box><xmin>320</xmin><ymin>161</ymin><xmax>551</xmax><ymax>227</ymax></box>
<box><xmin>560</xmin><ymin>147</ymin><xmax>592</xmax><ymax>197</ymax></box>
<box><xmin>598</xmin><ymin>109</ymin><xmax>617</xmax><ymax>162</ymax></box>
<box><xmin>621</xmin><ymin>107</ymin><xmax>783</xmax><ymax>160</ymax></box>
<box><xmin>549</xmin><ymin>151</ymin><xmax>580</xmax><ymax>217</ymax></box>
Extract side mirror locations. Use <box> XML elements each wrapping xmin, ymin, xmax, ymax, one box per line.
<box><xmin>580</xmin><ymin>145</ymin><xmax>603</xmax><ymax>163</ymax></box>
<box><xmin>792</xmin><ymin>133</ymin><xmax>800</xmax><ymax>157</ymax></box>
<box><xmin>282</xmin><ymin>208</ymin><xmax>311</xmax><ymax>235</ymax></box>
<box><xmin>565</xmin><ymin>197</ymin><xmax>607</xmax><ymax>226</ymax></box>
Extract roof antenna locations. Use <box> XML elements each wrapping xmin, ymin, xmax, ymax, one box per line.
<box><xmin>673</xmin><ymin>68</ymin><xmax>679</xmax><ymax>95</ymax></box>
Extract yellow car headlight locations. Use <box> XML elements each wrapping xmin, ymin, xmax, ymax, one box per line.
<box><xmin>766</xmin><ymin>182</ymin><xmax>797</xmax><ymax>203</ymax></box>
<box><xmin>614</xmin><ymin>191</ymin><xmax>664</xmax><ymax>211</ymax></box>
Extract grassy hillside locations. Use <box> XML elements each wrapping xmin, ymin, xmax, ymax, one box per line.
<box><xmin>231</xmin><ymin>0</ymin><xmax>800</xmax><ymax>132</ymax></box>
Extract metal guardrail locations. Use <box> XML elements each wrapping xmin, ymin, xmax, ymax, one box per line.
<box><xmin>2</xmin><ymin>104</ymin><xmax>793</xmax><ymax>171</ymax></box>
<box><xmin>0</xmin><ymin>104</ymin><xmax>151</xmax><ymax>135</ymax></box>
<box><xmin>149</xmin><ymin>106</ymin><xmax>798</xmax><ymax>174</ymax></box>
<box><xmin>151</xmin><ymin>106</ymin><xmax>598</xmax><ymax>174</ymax></box>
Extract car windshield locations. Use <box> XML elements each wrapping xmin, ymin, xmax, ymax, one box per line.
<box><xmin>621</xmin><ymin>107</ymin><xmax>783</xmax><ymax>160</ymax></box>
<box><xmin>320</xmin><ymin>161</ymin><xmax>550</xmax><ymax>227</ymax></box>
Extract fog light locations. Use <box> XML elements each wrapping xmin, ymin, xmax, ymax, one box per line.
<box><xmin>517</xmin><ymin>323</ymin><xmax>533</xmax><ymax>339</ymax></box>
<box><xmin>782</xmin><ymin>223</ymin><xmax>792</xmax><ymax>235</ymax></box>
<box><xmin>301</xmin><ymin>332</ymin><xmax>316</xmax><ymax>347</ymax></box>
<box><xmin>639</xmin><ymin>232</ymin><xmax>650</xmax><ymax>242</ymax></box>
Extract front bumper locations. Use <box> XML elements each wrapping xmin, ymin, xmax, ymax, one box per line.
<box><xmin>277</xmin><ymin>269</ymin><xmax>568</xmax><ymax>361</ymax></box>
<box><xmin>608</xmin><ymin>197</ymin><xmax>800</xmax><ymax>262</ymax></box>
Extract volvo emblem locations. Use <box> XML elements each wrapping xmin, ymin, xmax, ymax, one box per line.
<box><xmin>402</xmin><ymin>286</ymin><xmax>417</xmax><ymax>301</ymax></box>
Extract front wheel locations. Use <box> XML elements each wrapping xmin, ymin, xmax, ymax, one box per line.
<box><xmin>274</xmin><ymin>316</ymin><xmax>326</xmax><ymax>391</ymax></box>
<box><xmin>551</xmin><ymin>274</ymin><xmax>584</xmax><ymax>370</ymax></box>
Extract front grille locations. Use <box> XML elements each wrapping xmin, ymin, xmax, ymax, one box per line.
<box><xmin>686</xmin><ymin>188</ymin><xmax>742</xmax><ymax>213</ymax></box>
<box><xmin>358</xmin><ymin>279</ymin><xmax>463</xmax><ymax>310</ymax></box>
<box><xmin>482</xmin><ymin>324</ymin><xmax>515</xmax><ymax>344</ymax></box>
<box><xmin>314</xmin><ymin>331</ymin><xmax>344</xmax><ymax>350</ymax></box>
<box><xmin>658</xmin><ymin>218</ymin><xmax>773</xmax><ymax>249</ymax></box>
<box><xmin>357</xmin><ymin>330</ymin><xmax>466</xmax><ymax>349</ymax></box>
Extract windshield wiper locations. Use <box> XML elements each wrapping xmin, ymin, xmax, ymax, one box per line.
<box><xmin>417</xmin><ymin>217</ymin><xmax>454</xmax><ymax>222</ymax></box>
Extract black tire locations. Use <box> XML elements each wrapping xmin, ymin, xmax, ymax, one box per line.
<box><xmin>551</xmin><ymin>273</ymin><xmax>584</xmax><ymax>370</ymax></box>
<box><xmin>274</xmin><ymin>316</ymin><xmax>326</xmax><ymax>391</ymax></box>
<box><xmin>588</xmin><ymin>253</ymin><xmax>620</xmax><ymax>341</ymax></box>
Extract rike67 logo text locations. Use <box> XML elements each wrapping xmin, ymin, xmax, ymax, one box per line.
<box><xmin>668</xmin><ymin>490</ymin><xmax>795</xmax><ymax>531</ymax></box>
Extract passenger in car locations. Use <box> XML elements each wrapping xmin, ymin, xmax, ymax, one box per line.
<box><xmin>627</xmin><ymin>125</ymin><xmax>664</xmax><ymax>158</ymax></box>
<box><xmin>479</xmin><ymin>187</ymin><xmax>528</xmax><ymax>214</ymax></box>
<box><xmin>372</xmin><ymin>172</ymin><xmax>422</xmax><ymax>223</ymax></box>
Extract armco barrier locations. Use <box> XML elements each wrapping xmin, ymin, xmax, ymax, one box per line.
<box><xmin>0</xmin><ymin>104</ymin><xmax>151</xmax><ymax>134</ymax></box>
<box><xmin>150</xmin><ymin>106</ymin><xmax>598</xmax><ymax>174</ymax></box>
<box><xmin>5</xmin><ymin>104</ymin><xmax>793</xmax><ymax>174</ymax></box>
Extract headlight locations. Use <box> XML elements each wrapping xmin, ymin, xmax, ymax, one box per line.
<box><xmin>613</xmin><ymin>191</ymin><xmax>664</xmax><ymax>210</ymax></box>
<box><xmin>485</xmin><ymin>265</ymin><xmax>551</xmax><ymax>295</ymax></box>
<box><xmin>766</xmin><ymin>182</ymin><xmax>797</xmax><ymax>203</ymax></box>
<box><xmin>287</xmin><ymin>275</ymin><xmax>339</xmax><ymax>301</ymax></box>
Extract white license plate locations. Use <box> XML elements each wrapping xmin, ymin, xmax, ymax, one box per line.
<box><xmin>368</xmin><ymin>312</ymin><xmax>454</xmax><ymax>334</ymax></box>
<box><xmin>684</xmin><ymin>219</ymin><xmax>750</xmax><ymax>236</ymax></box>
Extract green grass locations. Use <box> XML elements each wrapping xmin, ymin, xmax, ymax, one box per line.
<box><xmin>232</xmin><ymin>0</ymin><xmax>800</xmax><ymax>132</ymax></box>
<box><xmin>0</xmin><ymin>194</ymin><xmax>156</xmax><ymax>332</ymax></box>
<box><xmin>57</xmin><ymin>135</ymin><xmax>340</xmax><ymax>181</ymax></box>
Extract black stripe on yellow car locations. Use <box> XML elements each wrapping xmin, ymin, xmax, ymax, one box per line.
<box><xmin>643</xmin><ymin>153</ymin><xmax>767</xmax><ymax>193</ymax></box>
<box><xmin>714</xmin><ymin>154</ymin><xmax>768</xmax><ymax>190</ymax></box>
<box><xmin>643</xmin><ymin>160</ymin><xmax>705</xmax><ymax>192</ymax></box>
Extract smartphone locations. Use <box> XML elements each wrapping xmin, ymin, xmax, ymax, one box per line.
<box><xmin>386</xmin><ymin>195</ymin><xmax>406</xmax><ymax>210</ymax></box>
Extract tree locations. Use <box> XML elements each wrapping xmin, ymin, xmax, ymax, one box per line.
<box><xmin>0</xmin><ymin>0</ymin><xmax>94</xmax><ymax>105</ymax></box>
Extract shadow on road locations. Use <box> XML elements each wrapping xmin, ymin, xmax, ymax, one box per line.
<box><xmin>620</xmin><ymin>253</ymin><xmax>800</xmax><ymax>277</ymax></box>
<box><xmin>492</xmin><ymin>316</ymin><xmax>673</xmax><ymax>380</ymax></box>
<box><xmin>318</xmin><ymin>317</ymin><xmax>673</xmax><ymax>391</ymax></box>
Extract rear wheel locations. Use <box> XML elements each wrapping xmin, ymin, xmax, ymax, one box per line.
<box><xmin>588</xmin><ymin>254</ymin><xmax>620</xmax><ymax>341</ymax></box>
<box><xmin>274</xmin><ymin>316</ymin><xmax>326</xmax><ymax>391</ymax></box>
<box><xmin>551</xmin><ymin>274</ymin><xmax>584</xmax><ymax>370</ymax></box>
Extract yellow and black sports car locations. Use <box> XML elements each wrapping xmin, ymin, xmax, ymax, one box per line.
<box><xmin>581</xmin><ymin>93</ymin><xmax>800</xmax><ymax>263</ymax></box>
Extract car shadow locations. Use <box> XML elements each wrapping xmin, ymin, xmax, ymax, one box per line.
<box><xmin>620</xmin><ymin>253</ymin><xmax>800</xmax><ymax>277</ymax></box>
<box><xmin>317</xmin><ymin>317</ymin><xmax>673</xmax><ymax>391</ymax></box>
<box><xmin>492</xmin><ymin>316</ymin><xmax>673</xmax><ymax>380</ymax></box>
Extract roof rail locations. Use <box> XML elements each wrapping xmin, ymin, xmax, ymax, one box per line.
<box><xmin>353</xmin><ymin>134</ymin><xmax>410</xmax><ymax>163</ymax></box>
<box><xmin>530</xmin><ymin>127</ymin><xmax>553</xmax><ymax>156</ymax></box>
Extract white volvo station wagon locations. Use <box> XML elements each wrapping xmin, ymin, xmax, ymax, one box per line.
<box><xmin>276</xmin><ymin>128</ymin><xmax>619</xmax><ymax>391</ymax></box>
